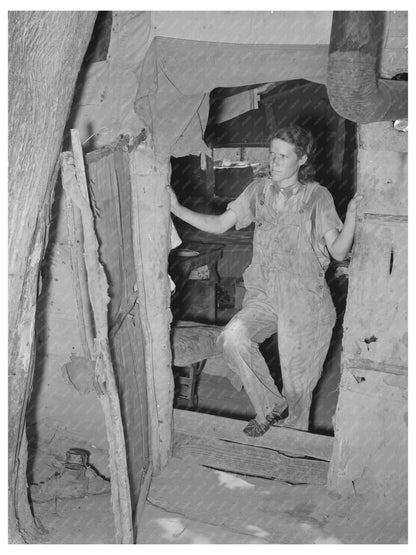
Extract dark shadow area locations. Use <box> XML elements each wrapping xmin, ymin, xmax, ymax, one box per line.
<box><xmin>309</xmin><ymin>261</ymin><xmax>349</xmax><ymax>435</ymax></box>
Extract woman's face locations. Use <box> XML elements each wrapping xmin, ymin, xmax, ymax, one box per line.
<box><xmin>269</xmin><ymin>138</ymin><xmax>306</xmax><ymax>187</ymax></box>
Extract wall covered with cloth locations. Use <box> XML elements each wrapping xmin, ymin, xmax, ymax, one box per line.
<box><xmin>70</xmin><ymin>11</ymin><xmax>334</xmax><ymax>153</ymax></box>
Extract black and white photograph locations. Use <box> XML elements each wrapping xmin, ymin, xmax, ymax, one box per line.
<box><xmin>8</xmin><ymin>6</ymin><xmax>409</xmax><ymax>545</ymax></box>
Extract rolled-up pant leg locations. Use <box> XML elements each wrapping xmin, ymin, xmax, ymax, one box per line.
<box><xmin>277</xmin><ymin>316</ymin><xmax>334</xmax><ymax>431</ymax></box>
<box><xmin>217</xmin><ymin>303</ymin><xmax>287</xmax><ymax>424</ymax></box>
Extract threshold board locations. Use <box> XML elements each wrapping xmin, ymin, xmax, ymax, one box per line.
<box><xmin>173</xmin><ymin>409</ymin><xmax>333</xmax><ymax>485</ymax></box>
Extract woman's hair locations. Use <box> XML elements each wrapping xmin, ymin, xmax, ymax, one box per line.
<box><xmin>270</xmin><ymin>125</ymin><xmax>316</xmax><ymax>184</ymax></box>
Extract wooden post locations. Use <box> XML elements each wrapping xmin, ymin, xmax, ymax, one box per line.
<box><xmin>8</xmin><ymin>202</ymin><xmax>50</xmax><ymax>543</ymax></box>
<box><xmin>8</xmin><ymin>12</ymin><xmax>97</xmax><ymax>542</ymax></box>
<box><xmin>129</xmin><ymin>141</ymin><xmax>174</xmax><ymax>473</ymax></box>
<box><xmin>328</xmin><ymin>122</ymin><xmax>408</xmax><ymax>501</ymax></box>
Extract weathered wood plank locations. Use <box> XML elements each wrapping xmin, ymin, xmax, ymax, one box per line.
<box><xmin>328</xmin><ymin>366</ymin><xmax>408</xmax><ymax>497</ymax></box>
<box><xmin>358</xmin><ymin>122</ymin><xmax>408</xmax><ymax>153</ymax></box>
<box><xmin>173</xmin><ymin>409</ymin><xmax>333</xmax><ymax>462</ymax></box>
<box><xmin>129</xmin><ymin>142</ymin><xmax>174</xmax><ymax>472</ymax></box>
<box><xmin>86</xmin><ymin>139</ymin><xmax>151</xmax><ymax>541</ymax></box>
<box><xmin>87</xmin><ymin>143</ymin><xmax>137</xmax><ymax>327</ymax></box>
<box><xmin>86</xmin><ymin>151</ymin><xmax>124</xmax><ymax>323</ymax></box>
<box><xmin>65</xmin><ymin>194</ymin><xmax>95</xmax><ymax>357</ymax></box>
<box><xmin>342</xmin><ymin>220</ymin><xmax>407</xmax><ymax>367</ymax></box>
<box><xmin>357</xmin><ymin>149</ymin><xmax>408</xmax><ymax>216</ymax></box>
<box><xmin>61</xmin><ymin>139</ymin><xmax>133</xmax><ymax>544</ymax></box>
<box><xmin>132</xmin><ymin>464</ymin><xmax>153</xmax><ymax>543</ymax></box>
<box><xmin>330</xmin><ymin>120</ymin><xmax>408</xmax><ymax>500</ymax></box>
<box><xmin>173</xmin><ymin>432</ymin><xmax>329</xmax><ymax>485</ymax></box>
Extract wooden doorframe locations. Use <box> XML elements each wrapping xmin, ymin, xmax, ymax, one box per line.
<box><xmin>128</xmin><ymin>140</ymin><xmax>339</xmax><ymax>484</ymax></box>
<box><xmin>130</xmin><ymin>141</ymin><xmax>174</xmax><ymax>473</ymax></box>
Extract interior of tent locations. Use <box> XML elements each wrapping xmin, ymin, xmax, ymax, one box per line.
<box><xmin>11</xmin><ymin>11</ymin><xmax>407</xmax><ymax>545</ymax></box>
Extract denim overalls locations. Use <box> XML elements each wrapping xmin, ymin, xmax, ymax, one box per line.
<box><xmin>218</xmin><ymin>180</ymin><xmax>337</xmax><ymax>430</ymax></box>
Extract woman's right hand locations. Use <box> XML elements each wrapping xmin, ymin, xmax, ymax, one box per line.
<box><xmin>167</xmin><ymin>186</ymin><xmax>180</xmax><ymax>213</ymax></box>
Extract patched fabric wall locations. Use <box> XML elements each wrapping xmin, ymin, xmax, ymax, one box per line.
<box><xmin>134</xmin><ymin>37</ymin><xmax>329</xmax><ymax>156</ymax></box>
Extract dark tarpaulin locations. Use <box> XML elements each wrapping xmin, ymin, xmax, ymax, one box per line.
<box><xmin>134</xmin><ymin>37</ymin><xmax>329</xmax><ymax>156</ymax></box>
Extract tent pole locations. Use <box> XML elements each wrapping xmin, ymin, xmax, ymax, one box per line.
<box><xmin>8</xmin><ymin>12</ymin><xmax>97</xmax><ymax>542</ymax></box>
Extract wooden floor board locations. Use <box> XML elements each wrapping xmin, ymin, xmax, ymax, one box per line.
<box><xmin>174</xmin><ymin>409</ymin><xmax>333</xmax><ymax>460</ymax></box>
<box><xmin>173</xmin><ymin>409</ymin><xmax>333</xmax><ymax>485</ymax></box>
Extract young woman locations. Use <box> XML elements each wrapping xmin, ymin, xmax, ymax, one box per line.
<box><xmin>169</xmin><ymin>125</ymin><xmax>362</xmax><ymax>436</ymax></box>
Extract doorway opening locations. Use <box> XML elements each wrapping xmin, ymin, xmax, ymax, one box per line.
<box><xmin>168</xmin><ymin>79</ymin><xmax>356</xmax><ymax>435</ymax></box>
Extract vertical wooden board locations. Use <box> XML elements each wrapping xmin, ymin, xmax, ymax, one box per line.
<box><xmin>87</xmin><ymin>152</ymin><xmax>125</xmax><ymax>324</ymax></box>
<box><xmin>62</xmin><ymin>142</ymin><xmax>133</xmax><ymax>543</ymax></box>
<box><xmin>129</xmin><ymin>146</ymin><xmax>174</xmax><ymax>471</ymax></box>
<box><xmin>358</xmin><ymin>122</ymin><xmax>408</xmax><ymax>153</ymax></box>
<box><xmin>87</xmin><ymin>142</ymin><xmax>138</xmax><ymax>326</ymax></box>
<box><xmin>380</xmin><ymin>11</ymin><xmax>408</xmax><ymax>77</ymax></box>
<box><xmin>343</xmin><ymin>221</ymin><xmax>407</xmax><ymax>367</ymax></box>
<box><xmin>328</xmin><ymin>368</ymin><xmax>407</xmax><ymax>499</ymax></box>
<box><xmin>357</xmin><ymin>149</ymin><xmax>408</xmax><ymax>215</ymax></box>
<box><xmin>110</xmin><ymin>302</ymin><xmax>149</xmax><ymax>518</ymax></box>
<box><xmin>114</xmin><ymin>147</ymin><xmax>137</xmax><ymax>296</ymax></box>
<box><xmin>85</xmin><ymin>144</ymin><xmax>151</xmax><ymax>538</ymax></box>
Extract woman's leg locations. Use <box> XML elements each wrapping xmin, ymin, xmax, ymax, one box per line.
<box><xmin>277</xmin><ymin>316</ymin><xmax>334</xmax><ymax>431</ymax></box>
<box><xmin>217</xmin><ymin>303</ymin><xmax>286</xmax><ymax>424</ymax></box>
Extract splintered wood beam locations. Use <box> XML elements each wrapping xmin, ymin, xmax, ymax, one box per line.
<box><xmin>173</xmin><ymin>432</ymin><xmax>329</xmax><ymax>485</ymax></box>
<box><xmin>173</xmin><ymin>410</ymin><xmax>332</xmax><ymax>485</ymax></box>
<box><xmin>65</xmin><ymin>193</ymin><xmax>95</xmax><ymax>358</ymax></box>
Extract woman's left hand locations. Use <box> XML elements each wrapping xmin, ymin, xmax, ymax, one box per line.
<box><xmin>346</xmin><ymin>192</ymin><xmax>364</xmax><ymax>218</ymax></box>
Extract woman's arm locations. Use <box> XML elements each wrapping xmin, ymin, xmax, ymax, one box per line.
<box><xmin>168</xmin><ymin>186</ymin><xmax>237</xmax><ymax>235</ymax></box>
<box><xmin>325</xmin><ymin>192</ymin><xmax>363</xmax><ymax>261</ymax></box>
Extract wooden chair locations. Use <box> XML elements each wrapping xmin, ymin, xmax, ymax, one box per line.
<box><xmin>171</xmin><ymin>321</ymin><xmax>223</xmax><ymax>408</ymax></box>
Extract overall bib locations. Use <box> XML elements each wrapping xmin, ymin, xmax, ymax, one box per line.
<box><xmin>218</xmin><ymin>182</ymin><xmax>336</xmax><ymax>431</ymax></box>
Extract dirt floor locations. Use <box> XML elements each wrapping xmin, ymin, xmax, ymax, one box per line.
<box><xmin>31</xmin><ymin>455</ymin><xmax>407</xmax><ymax>544</ymax></box>
<box><xmin>28</xmin><ymin>352</ymin><xmax>407</xmax><ymax>545</ymax></box>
